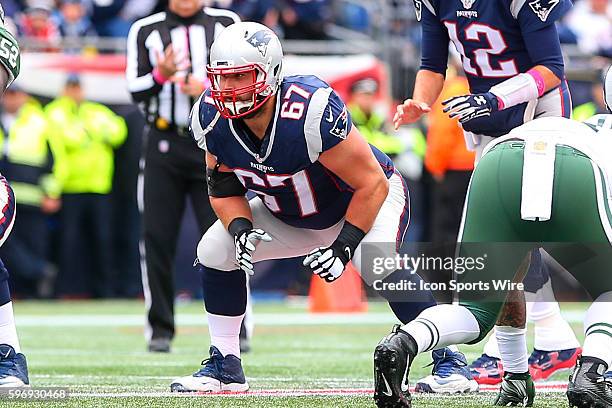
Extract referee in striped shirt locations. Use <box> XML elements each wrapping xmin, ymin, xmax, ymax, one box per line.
<box><xmin>126</xmin><ymin>0</ymin><xmax>239</xmax><ymax>352</ymax></box>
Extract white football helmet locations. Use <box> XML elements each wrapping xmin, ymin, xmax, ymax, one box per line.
<box><xmin>207</xmin><ymin>22</ymin><xmax>283</xmax><ymax>119</ymax></box>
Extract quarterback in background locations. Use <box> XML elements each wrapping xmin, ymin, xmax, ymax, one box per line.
<box><xmin>395</xmin><ymin>0</ymin><xmax>580</xmax><ymax>390</ymax></box>
<box><xmin>0</xmin><ymin>5</ymin><xmax>29</xmax><ymax>387</ymax></box>
<box><xmin>168</xmin><ymin>21</ymin><xmax>462</xmax><ymax>393</ymax></box>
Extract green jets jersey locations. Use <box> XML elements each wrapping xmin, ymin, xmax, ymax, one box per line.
<box><xmin>0</xmin><ymin>26</ymin><xmax>19</xmax><ymax>87</ymax></box>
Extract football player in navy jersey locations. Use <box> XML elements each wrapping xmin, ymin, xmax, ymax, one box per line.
<box><xmin>169</xmin><ymin>21</ymin><xmax>477</xmax><ymax>393</ymax></box>
<box><xmin>394</xmin><ymin>0</ymin><xmax>581</xmax><ymax>391</ymax></box>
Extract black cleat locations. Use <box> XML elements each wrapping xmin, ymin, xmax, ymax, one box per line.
<box><xmin>567</xmin><ymin>356</ymin><xmax>612</xmax><ymax>408</ymax></box>
<box><xmin>493</xmin><ymin>371</ymin><xmax>535</xmax><ymax>406</ymax></box>
<box><xmin>148</xmin><ymin>337</ymin><xmax>171</xmax><ymax>353</ymax></box>
<box><xmin>373</xmin><ymin>324</ymin><xmax>418</xmax><ymax>408</ymax></box>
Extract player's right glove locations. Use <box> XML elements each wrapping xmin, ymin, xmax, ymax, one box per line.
<box><xmin>229</xmin><ymin>218</ymin><xmax>272</xmax><ymax>276</ymax></box>
<box><xmin>442</xmin><ymin>92</ymin><xmax>499</xmax><ymax>123</ymax></box>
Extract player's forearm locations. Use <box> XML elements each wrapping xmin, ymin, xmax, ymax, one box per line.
<box><xmin>413</xmin><ymin>70</ymin><xmax>446</xmax><ymax>106</ymax></box>
<box><xmin>489</xmin><ymin>66</ymin><xmax>561</xmax><ymax>111</ymax></box>
<box><xmin>530</xmin><ymin>65</ymin><xmax>561</xmax><ymax>91</ymax></box>
<box><xmin>210</xmin><ymin>195</ymin><xmax>253</xmax><ymax>231</ymax></box>
<box><xmin>344</xmin><ymin>176</ymin><xmax>389</xmax><ymax>233</ymax></box>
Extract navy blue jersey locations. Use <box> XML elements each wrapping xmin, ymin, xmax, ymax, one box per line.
<box><xmin>417</xmin><ymin>0</ymin><xmax>571</xmax><ymax>136</ymax></box>
<box><xmin>191</xmin><ymin>75</ymin><xmax>395</xmax><ymax>230</ymax></box>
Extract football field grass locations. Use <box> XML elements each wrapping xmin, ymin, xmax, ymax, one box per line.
<box><xmin>3</xmin><ymin>300</ymin><xmax>586</xmax><ymax>407</ymax></box>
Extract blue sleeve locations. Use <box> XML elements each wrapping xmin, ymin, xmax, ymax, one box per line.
<box><xmin>417</xmin><ymin>1</ymin><xmax>449</xmax><ymax>75</ymax></box>
<box><xmin>522</xmin><ymin>22</ymin><xmax>565</xmax><ymax>80</ymax></box>
<box><xmin>320</xmin><ymin>89</ymin><xmax>353</xmax><ymax>152</ymax></box>
<box><xmin>517</xmin><ymin>0</ymin><xmax>572</xmax><ymax>33</ymax></box>
<box><xmin>190</xmin><ymin>92</ymin><xmax>218</xmax><ymax>156</ymax></box>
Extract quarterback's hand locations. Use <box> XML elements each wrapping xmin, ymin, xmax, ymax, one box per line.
<box><xmin>303</xmin><ymin>245</ymin><xmax>351</xmax><ymax>283</ymax></box>
<box><xmin>234</xmin><ymin>229</ymin><xmax>272</xmax><ymax>275</ymax></box>
<box><xmin>393</xmin><ymin>99</ymin><xmax>431</xmax><ymax>130</ymax></box>
<box><xmin>442</xmin><ymin>92</ymin><xmax>499</xmax><ymax>123</ymax></box>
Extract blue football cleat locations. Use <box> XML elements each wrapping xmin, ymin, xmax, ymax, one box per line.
<box><xmin>415</xmin><ymin>348</ymin><xmax>479</xmax><ymax>394</ymax></box>
<box><xmin>170</xmin><ymin>346</ymin><xmax>248</xmax><ymax>392</ymax></box>
<box><xmin>0</xmin><ymin>344</ymin><xmax>29</xmax><ymax>387</ymax></box>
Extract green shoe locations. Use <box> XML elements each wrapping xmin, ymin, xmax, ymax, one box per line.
<box><xmin>493</xmin><ymin>371</ymin><xmax>535</xmax><ymax>407</ymax></box>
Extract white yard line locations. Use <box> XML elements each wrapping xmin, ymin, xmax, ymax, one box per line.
<box><xmin>13</xmin><ymin>310</ymin><xmax>585</xmax><ymax>327</ymax></box>
<box><xmin>66</xmin><ymin>382</ymin><xmax>569</xmax><ymax>398</ymax></box>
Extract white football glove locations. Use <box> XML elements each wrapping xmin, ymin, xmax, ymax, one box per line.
<box><xmin>234</xmin><ymin>229</ymin><xmax>272</xmax><ymax>275</ymax></box>
<box><xmin>303</xmin><ymin>245</ymin><xmax>351</xmax><ymax>283</ymax></box>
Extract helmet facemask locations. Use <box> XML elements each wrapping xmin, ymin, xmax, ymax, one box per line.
<box><xmin>207</xmin><ymin>62</ymin><xmax>274</xmax><ymax>119</ymax></box>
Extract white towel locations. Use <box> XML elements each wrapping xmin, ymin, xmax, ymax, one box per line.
<box><xmin>462</xmin><ymin>130</ymin><xmax>481</xmax><ymax>151</ymax></box>
<box><xmin>521</xmin><ymin>136</ymin><xmax>556</xmax><ymax>221</ymax></box>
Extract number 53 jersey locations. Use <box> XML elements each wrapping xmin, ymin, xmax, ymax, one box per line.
<box><xmin>191</xmin><ymin>75</ymin><xmax>395</xmax><ymax>230</ymax></box>
<box><xmin>416</xmin><ymin>0</ymin><xmax>572</xmax><ymax>136</ymax></box>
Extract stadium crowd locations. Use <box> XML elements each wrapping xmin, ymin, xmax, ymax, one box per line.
<box><xmin>0</xmin><ymin>0</ymin><xmax>609</xmax><ymax>300</ymax></box>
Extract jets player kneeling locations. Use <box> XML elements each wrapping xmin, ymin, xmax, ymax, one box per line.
<box><xmin>0</xmin><ymin>4</ymin><xmax>29</xmax><ymax>388</ymax></box>
<box><xmin>169</xmin><ymin>21</ymin><xmax>474</xmax><ymax>393</ymax></box>
<box><xmin>373</xmin><ymin>65</ymin><xmax>612</xmax><ymax>408</ymax></box>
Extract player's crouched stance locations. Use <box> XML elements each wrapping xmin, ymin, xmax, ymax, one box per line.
<box><xmin>169</xmin><ymin>21</ymin><xmax>468</xmax><ymax>393</ymax></box>
<box><xmin>0</xmin><ymin>176</ymin><xmax>29</xmax><ymax>387</ymax></box>
<box><xmin>374</xmin><ymin>105</ymin><xmax>612</xmax><ymax>406</ymax></box>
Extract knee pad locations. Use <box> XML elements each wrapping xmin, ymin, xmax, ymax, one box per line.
<box><xmin>197</xmin><ymin>225</ymin><xmax>235</xmax><ymax>271</ymax></box>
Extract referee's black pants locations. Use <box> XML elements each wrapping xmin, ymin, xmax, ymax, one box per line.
<box><xmin>140</xmin><ymin>127</ymin><xmax>216</xmax><ymax>342</ymax></box>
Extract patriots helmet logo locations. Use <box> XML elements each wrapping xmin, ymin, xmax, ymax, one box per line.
<box><xmin>413</xmin><ymin>0</ymin><xmax>422</xmax><ymax>21</ymax></box>
<box><xmin>528</xmin><ymin>0</ymin><xmax>560</xmax><ymax>22</ymax></box>
<box><xmin>461</xmin><ymin>0</ymin><xmax>476</xmax><ymax>9</ymax></box>
<box><xmin>330</xmin><ymin>107</ymin><xmax>349</xmax><ymax>139</ymax></box>
<box><xmin>246</xmin><ymin>30</ymin><xmax>273</xmax><ymax>57</ymax></box>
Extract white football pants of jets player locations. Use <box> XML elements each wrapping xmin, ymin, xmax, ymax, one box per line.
<box><xmin>464</xmin><ymin>89</ymin><xmax>579</xmax><ymax>366</ymax></box>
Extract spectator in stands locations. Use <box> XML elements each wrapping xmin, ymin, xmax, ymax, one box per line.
<box><xmin>279</xmin><ymin>0</ymin><xmax>331</xmax><ymax>40</ymax></box>
<box><xmin>56</xmin><ymin>0</ymin><xmax>97</xmax><ymax>40</ymax></box>
<box><xmin>229</xmin><ymin>0</ymin><xmax>279</xmax><ymax>32</ymax></box>
<box><xmin>564</xmin><ymin>0</ymin><xmax>612</xmax><ymax>57</ymax></box>
<box><xmin>348</xmin><ymin>78</ymin><xmax>406</xmax><ymax>158</ymax></box>
<box><xmin>93</xmin><ymin>0</ymin><xmax>157</xmax><ymax>37</ymax></box>
<box><xmin>424</xmin><ymin>68</ymin><xmax>474</xmax><ymax>243</ymax></box>
<box><xmin>0</xmin><ymin>84</ymin><xmax>61</xmax><ymax>298</ymax></box>
<box><xmin>17</xmin><ymin>2</ymin><xmax>60</xmax><ymax>49</ymax></box>
<box><xmin>45</xmin><ymin>74</ymin><xmax>127</xmax><ymax>298</ymax></box>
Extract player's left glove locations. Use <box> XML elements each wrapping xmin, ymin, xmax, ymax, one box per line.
<box><xmin>303</xmin><ymin>222</ymin><xmax>366</xmax><ymax>283</ymax></box>
<box><xmin>442</xmin><ymin>92</ymin><xmax>499</xmax><ymax>124</ymax></box>
<box><xmin>303</xmin><ymin>245</ymin><xmax>351</xmax><ymax>282</ymax></box>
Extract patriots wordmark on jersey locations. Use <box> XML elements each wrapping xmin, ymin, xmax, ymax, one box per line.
<box><xmin>191</xmin><ymin>75</ymin><xmax>395</xmax><ymax>230</ymax></box>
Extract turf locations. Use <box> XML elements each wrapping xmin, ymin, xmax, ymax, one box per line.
<box><xmin>1</xmin><ymin>300</ymin><xmax>585</xmax><ymax>407</ymax></box>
